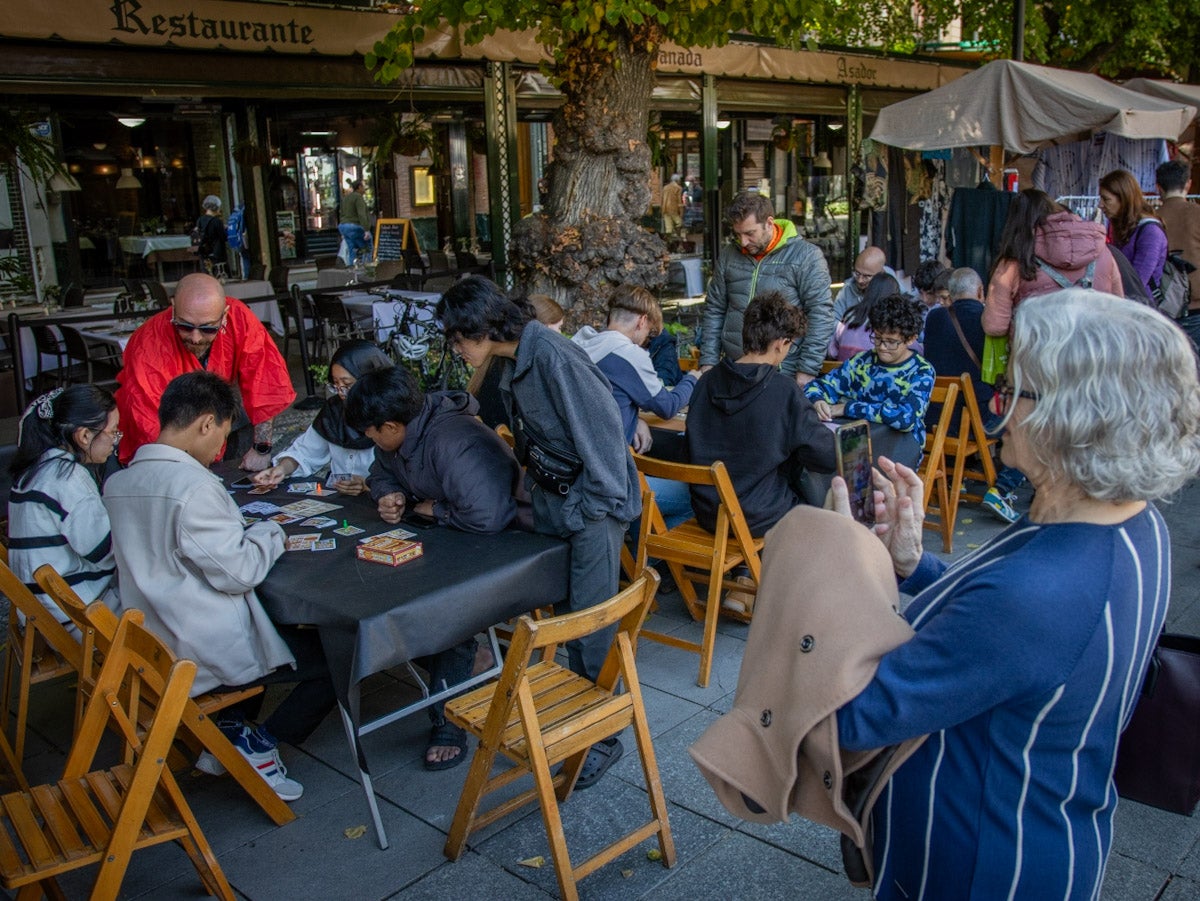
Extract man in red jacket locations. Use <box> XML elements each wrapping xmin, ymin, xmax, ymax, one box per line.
<box><xmin>115</xmin><ymin>273</ymin><xmax>295</xmax><ymax>468</ymax></box>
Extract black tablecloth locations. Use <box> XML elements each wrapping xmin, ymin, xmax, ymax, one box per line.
<box><xmin>216</xmin><ymin>466</ymin><xmax>570</xmax><ymax>717</ymax></box>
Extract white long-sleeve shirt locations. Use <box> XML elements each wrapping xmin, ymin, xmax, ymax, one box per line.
<box><xmin>272</xmin><ymin>424</ymin><xmax>375</xmax><ymax>478</ymax></box>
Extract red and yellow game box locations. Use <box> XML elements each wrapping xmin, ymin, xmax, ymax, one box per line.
<box><xmin>355</xmin><ymin>536</ymin><xmax>424</xmax><ymax>567</ymax></box>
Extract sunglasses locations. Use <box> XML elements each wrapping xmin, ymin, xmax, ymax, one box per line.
<box><xmin>171</xmin><ymin>312</ymin><xmax>225</xmax><ymax>335</ymax></box>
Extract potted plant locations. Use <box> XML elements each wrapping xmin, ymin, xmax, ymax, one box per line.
<box><xmin>372</xmin><ymin>113</ymin><xmax>435</xmax><ymax>161</ymax></box>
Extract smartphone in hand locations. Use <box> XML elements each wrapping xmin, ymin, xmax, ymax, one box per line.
<box><xmin>230</xmin><ymin>477</ymin><xmax>255</xmax><ymax>489</ymax></box>
<box><xmin>835</xmin><ymin>420</ymin><xmax>875</xmax><ymax>526</ymax></box>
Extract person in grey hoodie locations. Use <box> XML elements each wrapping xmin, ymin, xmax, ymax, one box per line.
<box><xmin>687</xmin><ymin>291</ymin><xmax>836</xmax><ymax>538</ymax></box>
<box><xmin>345</xmin><ymin>366</ymin><xmax>521</xmax><ymax>770</ymax></box>
<box><xmin>438</xmin><ymin>276</ymin><xmax>639</xmax><ymax>790</ymax></box>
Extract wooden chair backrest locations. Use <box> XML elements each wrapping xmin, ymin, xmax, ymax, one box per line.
<box><xmin>632</xmin><ymin>454</ymin><xmax>760</xmax><ymax>581</ymax></box>
<box><xmin>499</xmin><ymin>571</ymin><xmax>658</xmax><ymax>704</ymax></box>
<box><xmin>63</xmin><ymin>610</ymin><xmax>196</xmax><ymax>780</ymax></box>
<box><xmin>923</xmin><ymin>380</ymin><xmax>960</xmax><ymax>469</ymax></box>
<box><xmin>0</xmin><ymin>555</ymin><xmax>83</xmax><ymax>673</ymax></box>
<box><xmin>34</xmin><ymin>564</ymin><xmax>126</xmax><ymax>707</ymax></box>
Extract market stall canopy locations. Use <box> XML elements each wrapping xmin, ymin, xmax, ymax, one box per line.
<box><xmin>870</xmin><ymin>60</ymin><xmax>1196</xmax><ymax>154</ymax></box>
<box><xmin>1121</xmin><ymin>78</ymin><xmax>1200</xmax><ymax>112</ymax></box>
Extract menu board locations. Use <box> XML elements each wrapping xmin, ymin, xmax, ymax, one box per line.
<box><xmin>275</xmin><ymin>210</ymin><xmax>297</xmax><ymax>260</ymax></box>
<box><xmin>373</xmin><ymin>218</ymin><xmax>420</xmax><ymax>261</ymax></box>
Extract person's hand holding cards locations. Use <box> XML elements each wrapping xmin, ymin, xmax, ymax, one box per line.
<box><xmin>327</xmin><ymin>473</ymin><xmax>368</xmax><ymax>496</ymax></box>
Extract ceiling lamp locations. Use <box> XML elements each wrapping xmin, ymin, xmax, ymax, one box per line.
<box><xmin>92</xmin><ymin>142</ymin><xmax>108</xmax><ymax>151</ymax></box>
<box><xmin>716</xmin><ymin>119</ymin><xmax>732</xmax><ymax>130</ymax></box>
<box><xmin>115</xmin><ymin>167</ymin><xmax>142</xmax><ymax>189</ymax></box>
<box><xmin>814</xmin><ymin>151</ymin><xmax>833</xmax><ymax>169</ymax></box>
<box><xmin>117</xmin><ymin>117</ymin><xmax>146</xmax><ymax>128</ymax></box>
<box><xmin>827</xmin><ymin>122</ymin><xmax>845</xmax><ymax>132</ymax></box>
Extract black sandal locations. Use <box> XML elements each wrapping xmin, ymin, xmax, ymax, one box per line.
<box><xmin>424</xmin><ymin>723</ymin><xmax>468</xmax><ymax>771</ymax></box>
<box><xmin>574</xmin><ymin>738</ymin><xmax>624</xmax><ymax>790</ymax></box>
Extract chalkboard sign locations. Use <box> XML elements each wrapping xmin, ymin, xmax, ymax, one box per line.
<box><xmin>373</xmin><ymin>218</ymin><xmax>420</xmax><ymax>261</ymax></box>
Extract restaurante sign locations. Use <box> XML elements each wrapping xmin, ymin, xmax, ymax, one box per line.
<box><xmin>108</xmin><ymin>0</ymin><xmax>315</xmax><ymax>49</ymax></box>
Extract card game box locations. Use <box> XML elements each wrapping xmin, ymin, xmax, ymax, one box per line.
<box><xmin>355</xmin><ymin>536</ymin><xmax>424</xmax><ymax>567</ymax></box>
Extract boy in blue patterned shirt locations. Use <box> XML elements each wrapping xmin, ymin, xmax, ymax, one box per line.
<box><xmin>804</xmin><ymin>293</ymin><xmax>934</xmax><ymax>466</ymax></box>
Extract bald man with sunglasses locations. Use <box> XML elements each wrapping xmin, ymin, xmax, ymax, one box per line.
<box><xmin>115</xmin><ymin>273</ymin><xmax>295</xmax><ymax>468</ymax></box>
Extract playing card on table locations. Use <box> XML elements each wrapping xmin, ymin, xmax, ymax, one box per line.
<box><xmin>269</xmin><ymin>513</ymin><xmax>304</xmax><ymax>525</ymax></box>
<box><xmin>301</xmin><ymin>516</ymin><xmax>338</xmax><ymax>529</ymax></box>
<box><xmin>249</xmin><ymin>486</ymin><xmax>274</xmax><ymax>495</ymax></box>
<box><xmin>279</xmin><ymin>499</ymin><xmax>342</xmax><ymax>517</ymax></box>
<box><xmin>287</xmin><ymin>482</ymin><xmax>319</xmax><ymax>494</ymax></box>
<box><xmin>359</xmin><ymin>527</ymin><xmax>418</xmax><ymax>542</ymax></box>
<box><xmin>333</xmin><ymin>524</ymin><xmax>365</xmax><ymax>537</ymax></box>
<box><xmin>311</xmin><ymin>538</ymin><xmax>337</xmax><ymax>551</ymax></box>
<box><xmin>239</xmin><ymin>501</ymin><xmax>281</xmax><ymax>515</ymax></box>
<box><xmin>285</xmin><ymin>533</ymin><xmax>321</xmax><ymax>551</ymax></box>
<box><xmin>242</xmin><ymin>515</ymin><xmax>261</xmax><ymax>527</ymax></box>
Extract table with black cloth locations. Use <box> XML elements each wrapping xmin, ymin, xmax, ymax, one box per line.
<box><xmin>216</xmin><ymin>466</ymin><xmax>570</xmax><ymax>847</ymax></box>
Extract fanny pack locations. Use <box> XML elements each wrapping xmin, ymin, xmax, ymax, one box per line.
<box><xmin>514</xmin><ymin>414</ymin><xmax>583</xmax><ymax>497</ymax></box>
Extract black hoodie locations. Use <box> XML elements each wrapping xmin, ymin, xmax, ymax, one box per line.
<box><xmin>685</xmin><ymin>359</ymin><xmax>836</xmax><ymax>537</ymax></box>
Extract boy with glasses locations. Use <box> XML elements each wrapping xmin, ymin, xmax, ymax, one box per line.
<box><xmin>805</xmin><ymin>293</ymin><xmax>934</xmax><ymax>468</ymax></box>
<box><xmin>115</xmin><ymin>272</ymin><xmax>295</xmax><ymax>468</ymax></box>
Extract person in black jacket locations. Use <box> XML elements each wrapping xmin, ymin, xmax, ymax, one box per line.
<box><xmin>194</xmin><ymin>195</ymin><xmax>226</xmax><ymax>274</ymax></box>
<box><xmin>345</xmin><ymin>366</ymin><xmax>522</xmax><ymax>771</ymax></box>
<box><xmin>686</xmin><ymin>291</ymin><xmax>836</xmax><ymax>538</ymax></box>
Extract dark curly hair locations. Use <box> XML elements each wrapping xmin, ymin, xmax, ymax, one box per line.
<box><xmin>913</xmin><ymin>260</ymin><xmax>947</xmax><ymax>292</ymax></box>
<box><xmin>742</xmin><ymin>290</ymin><xmax>804</xmax><ymax>354</ymax></box>
<box><xmin>868</xmin><ymin>293</ymin><xmax>924</xmax><ymax>339</ymax></box>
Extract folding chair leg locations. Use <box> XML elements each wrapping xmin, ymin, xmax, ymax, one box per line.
<box><xmin>517</xmin><ymin>681</ymin><xmax>580</xmax><ymax>901</ymax></box>
<box><xmin>619</xmin><ymin>636</ymin><xmax>676</xmax><ymax>866</ymax></box>
<box><xmin>0</xmin><ymin>640</ymin><xmax>14</xmax><ymax>752</ymax></box>
<box><xmin>697</xmin><ymin>569</ymin><xmax>724</xmax><ymax>688</ymax></box>
<box><xmin>13</xmin><ymin>634</ymin><xmax>34</xmax><ymax>762</ymax></box>
<box><xmin>444</xmin><ymin>737</ymin><xmax>501</xmax><ymax>860</ymax></box>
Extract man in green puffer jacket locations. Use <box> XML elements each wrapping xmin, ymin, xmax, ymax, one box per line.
<box><xmin>700</xmin><ymin>192</ymin><xmax>835</xmax><ymax>385</ymax></box>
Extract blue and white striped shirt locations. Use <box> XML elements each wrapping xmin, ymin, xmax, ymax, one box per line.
<box><xmin>837</xmin><ymin>505</ymin><xmax>1169</xmax><ymax>900</ymax></box>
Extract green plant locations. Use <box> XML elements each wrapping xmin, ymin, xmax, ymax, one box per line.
<box><xmin>0</xmin><ymin>109</ymin><xmax>61</xmax><ymax>185</ymax></box>
<box><xmin>371</xmin><ymin>113</ymin><xmax>436</xmax><ymax>163</ymax></box>
<box><xmin>308</xmin><ymin>363</ymin><xmax>330</xmax><ymax>387</ymax></box>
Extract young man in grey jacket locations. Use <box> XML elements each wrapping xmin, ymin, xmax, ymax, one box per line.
<box><xmin>104</xmin><ymin>371</ymin><xmax>335</xmax><ymax>802</ymax></box>
<box><xmin>438</xmin><ymin>276</ymin><xmax>640</xmax><ymax>789</ymax></box>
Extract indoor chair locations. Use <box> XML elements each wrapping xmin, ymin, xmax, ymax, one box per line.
<box><xmin>631</xmin><ymin>455</ymin><xmax>763</xmax><ymax>687</ymax></box>
<box><xmin>443</xmin><ymin>570</ymin><xmax>674</xmax><ymax>901</ymax></box>
<box><xmin>0</xmin><ymin>611</ymin><xmax>235</xmax><ymax>901</ymax></box>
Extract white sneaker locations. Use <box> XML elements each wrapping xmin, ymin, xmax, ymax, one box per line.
<box><xmin>194</xmin><ymin>750</ymin><xmax>227</xmax><ymax>777</ymax></box>
<box><xmin>232</xmin><ymin>727</ymin><xmax>304</xmax><ymax>801</ymax></box>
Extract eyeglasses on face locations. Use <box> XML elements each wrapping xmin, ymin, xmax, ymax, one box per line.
<box><xmin>96</xmin><ymin>427</ymin><xmax>122</xmax><ymax>442</ymax></box>
<box><xmin>328</xmin><ymin>382</ymin><xmax>354</xmax><ymax>396</ymax></box>
<box><xmin>990</xmin><ymin>374</ymin><xmax>1041</xmax><ymax>415</ymax></box>
<box><xmin>870</xmin><ymin>334</ymin><xmax>906</xmax><ymax>350</ymax></box>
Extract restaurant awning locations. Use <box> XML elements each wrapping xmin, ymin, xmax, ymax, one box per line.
<box><xmin>869</xmin><ymin>60</ymin><xmax>1197</xmax><ymax>153</ymax></box>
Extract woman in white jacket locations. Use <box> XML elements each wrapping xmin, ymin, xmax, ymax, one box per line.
<box><xmin>252</xmin><ymin>340</ymin><xmax>391</xmax><ymax>494</ymax></box>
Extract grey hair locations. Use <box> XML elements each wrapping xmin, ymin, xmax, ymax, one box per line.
<box><xmin>202</xmin><ymin>195</ymin><xmax>222</xmax><ymax>212</ymax></box>
<box><xmin>1003</xmin><ymin>289</ymin><xmax>1200</xmax><ymax>502</ymax></box>
<box><xmin>947</xmin><ymin>267</ymin><xmax>982</xmax><ymax>299</ymax></box>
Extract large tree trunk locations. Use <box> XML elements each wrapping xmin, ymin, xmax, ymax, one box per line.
<box><xmin>510</xmin><ymin>33</ymin><xmax>668</xmax><ymax>329</ymax></box>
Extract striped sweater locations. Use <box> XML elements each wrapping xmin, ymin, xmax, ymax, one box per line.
<box><xmin>837</xmin><ymin>505</ymin><xmax>1169</xmax><ymax>900</ymax></box>
<box><xmin>8</xmin><ymin>449</ymin><xmax>117</xmax><ymax>623</ymax></box>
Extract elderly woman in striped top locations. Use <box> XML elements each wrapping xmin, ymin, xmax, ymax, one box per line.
<box><xmin>7</xmin><ymin>385</ymin><xmax>122</xmax><ymax>627</ymax></box>
<box><xmin>833</xmin><ymin>289</ymin><xmax>1200</xmax><ymax>899</ymax></box>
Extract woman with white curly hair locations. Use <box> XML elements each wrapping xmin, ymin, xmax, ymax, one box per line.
<box><xmin>832</xmin><ymin>289</ymin><xmax>1200</xmax><ymax>899</ymax></box>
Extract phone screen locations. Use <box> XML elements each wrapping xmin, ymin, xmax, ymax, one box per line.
<box><xmin>230</xmin><ymin>477</ymin><xmax>255</xmax><ymax>489</ymax></box>
<box><xmin>835</xmin><ymin>420</ymin><xmax>875</xmax><ymax>526</ymax></box>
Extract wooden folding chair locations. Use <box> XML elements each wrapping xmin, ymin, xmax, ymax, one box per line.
<box><xmin>918</xmin><ymin>379</ymin><xmax>961</xmax><ymax>553</ymax></box>
<box><xmin>944</xmin><ymin>373</ymin><xmax>998</xmax><ymax>504</ymax></box>
<box><xmin>0</xmin><ymin>551</ymin><xmax>83</xmax><ymax>763</ymax></box>
<box><xmin>33</xmin><ymin>567</ymin><xmax>295</xmax><ymax>827</ymax></box>
<box><xmin>631</xmin><ymin>455</ymin><xmax>764</xmax><ymax>687</ymax></box>
<box><xmin>443</xmin><ymin>571</ymin><xmax>673</xmax><ymax>901</ymax></box>
<box><xmin>0</xmin><ymin>611</ymin><xmax>235</xmax><ymax>901</ymax></box>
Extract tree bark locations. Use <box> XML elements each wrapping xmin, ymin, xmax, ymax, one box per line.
<box><xmin>510</xmin><ymin>32</ymin><xmax>668</xmax><ymax>328</ymax></box>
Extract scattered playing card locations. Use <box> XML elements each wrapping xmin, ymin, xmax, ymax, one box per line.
<box><xmin>358</xmin><ymin>527</ymin><xmax>418</xmax><ymax>542</ymax></box>
<box><xmin>279</xmin><ymin>499</ymin><xmax>342</xmax><ymax>517</ymax></box>
<box><xmin>249</xmin><ymin>486</ymin><xmax>274</xmax><ymax>495</ymax></box>
<box><xmin>239</xmin><ymin>501</ymin><xmax>282</xmax><ymax>515</ymax></box>
<box><xmin>269</xmin><ymin>513</ymin><xmax>304</xmax><ymax>525</ymax></box>
<box><xmin>242</xmin><ymin>515</ymin><xmax>261</xmax><ymax>526</ymax></box>
<box><xmin>326</xmin><ymin>472</ymin><xmax>353</xmax><ymax>488</ymax></box>
<box><xmin>311</xmin><ymin>538</ymin><xmax>337</xmax><ymax>551</ymax></box>
<box><xmin>301</xmin><ymin>516</ymin><xmax>338</xmax><ymax>529</ymax></box>
<box><xmin>333</xmin><ymin>524</ymin><xmax>365</xmax><ymax>537</ymax></box>
<box><xmin>287</xmin><ymin>482</ymin><xmax>319</xmax><ymax>494</ymax></box>
<box><xmin>285</xmin><ymin>533</ymin><xmax>321</xmax><ymax>551</ymax></box>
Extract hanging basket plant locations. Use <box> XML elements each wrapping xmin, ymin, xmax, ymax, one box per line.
<box><xmin>371</xmin><ymin>113</ymin><xmax>435</xmax><ymax>162</ymax></box>
<box><xmin>467</xmin><ymin>123</ymin><xmax>489</xmax><ymax>156</ymax></box>
<box><xmin>771</xmin><ymin>123</ymin><xmax>797</xmax><ymax>153</ymax></box>
<box><xmin>232</xmin><ymin>139</ymin><xmax>270</xmax><ymax>167</ymax></box>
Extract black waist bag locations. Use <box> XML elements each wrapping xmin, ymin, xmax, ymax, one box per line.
<box><xmin>514</xmin><ymin>414</ymin><xmax>583</xmax><ymax>497</ymax></box>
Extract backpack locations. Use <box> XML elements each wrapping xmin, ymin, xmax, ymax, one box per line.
<box><xmin>226</xmin><ymin>207</ymin><xmax>245</xmax><ymax>253</ymax></box>
<box><xmin>1154</xmin><ymin>252</ymin><xmax>1193</xmax><ymax>320</ymax></box>
<box><xmin>1035</xmin><ymin>256</ymin><xmax>1096</xmax><ymax>289</ymax></box>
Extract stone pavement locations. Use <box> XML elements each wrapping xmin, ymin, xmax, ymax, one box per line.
<box><xmin>9</xmin><ymin>479</ymin><xmax>1200</xmax><ymax>900</ymax></box>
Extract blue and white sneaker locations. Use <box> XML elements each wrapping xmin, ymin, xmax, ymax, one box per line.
<box><xmin>982</xmin><ymin>487</ymin><xmax>1019</xmax><ymax>524</ymax></box>
<box><xmin>204</xmin><ymin>725</ymin><xmax>304</xmax><ymax>801</ymax></box>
